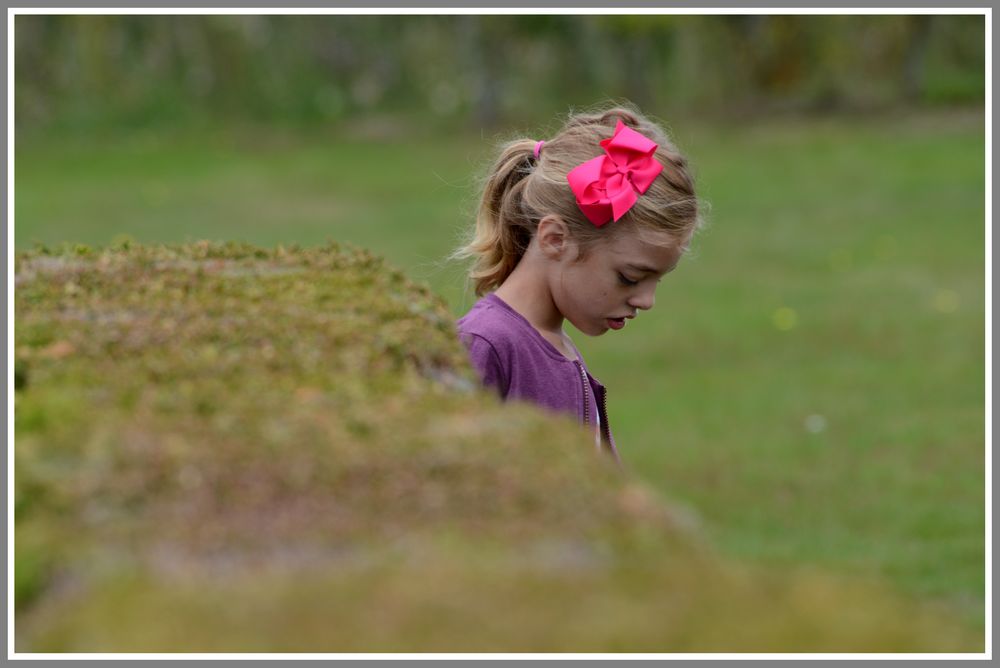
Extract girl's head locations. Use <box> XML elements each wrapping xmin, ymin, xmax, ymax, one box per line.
<box><xmin>453</xmin><ymin>102</ymin><xmax>702</xmax><ymax>333</ymax></box>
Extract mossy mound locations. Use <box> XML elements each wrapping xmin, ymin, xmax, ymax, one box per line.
<box><xmin>14</xmin><ymin>241</ymin><xmax>978</xmax><ymax>652</ymax></box>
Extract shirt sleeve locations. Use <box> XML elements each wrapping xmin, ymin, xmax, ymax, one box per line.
<box><xmin>460</xmin><ymin>333</ymin><xmax>508</xmax><ymax>398</ymax></box>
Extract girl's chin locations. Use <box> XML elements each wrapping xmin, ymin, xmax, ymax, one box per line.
<box><xmin>583</xmin><ymin>322</ymin><xmax>611</xmax><ymax>336</ymax></box>
<box><xmin>564</xmin><ymin>315</ymin><xmax>609</xmax><ymax>337</ymax></box>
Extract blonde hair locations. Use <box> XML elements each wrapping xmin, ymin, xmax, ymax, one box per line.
<box><xmin>452</xmin><ymin>101</ymin><xmax>702</xmax><ymax>297</ymax></box>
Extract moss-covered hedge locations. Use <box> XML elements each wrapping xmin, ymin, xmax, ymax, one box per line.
<box><xmin>13</xmin><ymin>241</ymin><xmax>979</xmax><ymax>652</ymax></box>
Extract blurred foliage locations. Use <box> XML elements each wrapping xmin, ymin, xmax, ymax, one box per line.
<box><xmin>13</xmin><ymin>241</ymin><xmax>983</xmax><ymax>651</ymax></box>
<box><xmin>14</xmin><ymin>14</ymin><xmax>985</xmax><ymax>133</ymax></box>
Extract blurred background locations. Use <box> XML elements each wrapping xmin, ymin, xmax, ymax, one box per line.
<box><xmin>14</xmin><ymin>13</ymin><xmax>987</xmax><ymax>636</ymax></box>
<box><xmin>14</xmin><ymin>15</ymin><xmax>985</xmax><ymax>131</ymax></box>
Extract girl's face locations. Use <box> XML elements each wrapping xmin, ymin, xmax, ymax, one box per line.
<box><xmin>552</xmin><ymin>230</ymin><xmax>685</xmax><ymax>336</ymax></box>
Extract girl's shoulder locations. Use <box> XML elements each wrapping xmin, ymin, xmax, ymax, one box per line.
<box><xmin>455</xmin><ymin>293</ymin><xmax>525</xmax><ymax>352</ymax></box>
<box><xmin>456</xmin><ymin>293</ymin><xmax>576</xmax><ymax>366</ymax></box>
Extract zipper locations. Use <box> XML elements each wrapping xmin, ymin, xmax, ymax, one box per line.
<box><xmin>574</xmin><ymin>360</ymin><xmax>590</xmax><ymax>427</ymax></box>
<box><xmin>596</xmin><ymin>384</ymin><xmax>620</xmax><ymax>465</ymax></box>
<box><xmin>598</xmin><ymin>386</ymin><xmax>611</xmax><ymax>449</ymax></box>
<box><xmin>576</xmin><ymin>360</ymin><xmax>615</xmax><ymax>460</ymax></box>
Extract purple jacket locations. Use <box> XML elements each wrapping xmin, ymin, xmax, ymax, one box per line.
<box><xmin>455</xmin><ymin>293</ymin><xmax>620</xmax><ymax>463</ymax></box>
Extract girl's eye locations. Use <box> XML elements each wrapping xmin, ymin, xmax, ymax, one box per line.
<box><xmin>618</xmin><ymin>273</ymin><xmax>639</xmax><ymax>287</ymax></box>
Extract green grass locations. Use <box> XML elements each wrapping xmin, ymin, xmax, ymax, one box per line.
<box><xmin>15</xmin><ymin>107</ymin><xmax>986</xmax><ymax>634</ymax></box>
<box><xmin>587</xmin><ymin>109</ymin><xmax>986</xmax><ymax>627</ymax></box>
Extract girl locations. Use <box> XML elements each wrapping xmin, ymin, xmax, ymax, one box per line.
<box><xmin>452</xmin><ymin>103</ymin><xmax>701</xmax><ymax>464</ymax></box>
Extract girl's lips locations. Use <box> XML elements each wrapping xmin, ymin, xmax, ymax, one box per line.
<box><xmin>607</xmin><ymin>317</ymin><xmax>626</xmax><ymax>330</ymax></box>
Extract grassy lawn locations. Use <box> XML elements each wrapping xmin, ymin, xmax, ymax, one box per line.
<box><xmin>15</xmin><ymin>107</ymin><xmax>986</xmax><ymax>631</ymax></box>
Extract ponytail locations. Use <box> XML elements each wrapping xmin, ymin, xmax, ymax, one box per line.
<box><xmin>451</xmin><ymin>139</ymin><xmax>538</xmax><ymax>296</ymax></box>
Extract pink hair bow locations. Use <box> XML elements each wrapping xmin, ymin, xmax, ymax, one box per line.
<box><xmin>566</xmin><ymin>120</ymin><xmax>664</xmax><ymax>227</ymax></box>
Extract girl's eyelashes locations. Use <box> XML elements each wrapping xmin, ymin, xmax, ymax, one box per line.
<box><xmin>617</xmin><ymin>272</ymin><xmax>639</xmax><ymax>287</ymax></box>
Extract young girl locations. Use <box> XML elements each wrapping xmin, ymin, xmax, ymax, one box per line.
<box><xmin>452</xmin><ymin>103</ymin><xmax>701</xmax><ymax>464</ymax></box>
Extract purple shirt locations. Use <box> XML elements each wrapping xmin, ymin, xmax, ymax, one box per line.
<box><xmin>455</xmin><ymin>293</ymin><xmax>620</xmax><ymax>463</ymax></box>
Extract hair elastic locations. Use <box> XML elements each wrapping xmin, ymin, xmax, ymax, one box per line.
<box><xmin>533</xmin><ymin>140</ymin><xmax>545</xmax><ymax>160</ymax></box>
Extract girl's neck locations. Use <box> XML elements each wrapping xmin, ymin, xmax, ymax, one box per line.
<box><xmin>494</xmin><ymin>258</ymin><xmax>565</xmax><ymax>337</ymax></box>
<box><xmin>494</xmin><ymin>255</ymin><xmax>581</xmax><ymax>363</ymax></box>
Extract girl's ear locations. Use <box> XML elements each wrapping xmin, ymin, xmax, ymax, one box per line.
<box><xmin>536</xmin><ymin>215</ymin><xmax>574</xmax><ymax>260</ymax></box>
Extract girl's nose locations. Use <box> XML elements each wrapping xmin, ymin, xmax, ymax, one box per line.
<box><xmin>628</xmin><ymin>286</ymin><xmax>656</xmax><ymax>311</ymax></box>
